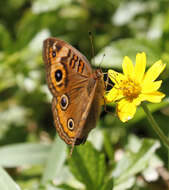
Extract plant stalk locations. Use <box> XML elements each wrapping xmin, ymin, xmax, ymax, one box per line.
<box><xmin>141</xmin><ymin>102</ymin><xmax>169</xmax><ymax>149</ymax></box>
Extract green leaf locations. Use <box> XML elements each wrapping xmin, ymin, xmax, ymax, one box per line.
<box><xmin>16</xmin><ymin>12</ymin><xmax>43</xmax><ymax>49</ymax></box>
<box><xmin>57</xmin><ymin>184</ymin><xmax>78</xmax><ymax>190</ymax></box>
<box><xmin>0</xmin><ymin>24</ymin><xmax>12</xmax><ymax>52</ymax></box>
<box><xmin>0</xmin><ymin>143</ymin><xmax>51</xmax><ymax>167</ymax></box>
<box><xmin>113</xmin><ymin>177</ymin><xmax>135</xmax><ymax>190</ymax></box>
<box><xmin>8</xmin><ymin>0</ymin><xmax>27</xmax><ymax>9</ymax></box>
<box><xmin>93</xmin><ymin>38</ymin><xmax>161</xmax><ymax>69</ymax></box>
<box><xmin>32</xmin><ymin>0</ymin><xmax>72</xmax><ymax>13</ymax></box>
<box><xmin>69</xmin><ymin>142</ymin><xmax>106</xmax><ymax>190</ymax></box>
<box><xmin>113</xmin><ymin>139</ymin><xmax>160</xmax><ymax>186</ymax></box>
<box><xmin>103</xmin><ymin>130</ymin><xmax>114</xmax><ymax>162</ymax></box>
<box><xmin>128</xmin><ymin>99</ymin><xmax>169</xmax><ymax>125</ymax></box>
<box><xmin>41</xmin><ymin>135</ymin><xmax>67</xmax><ymax>184</ymax></box>
<box><xmin>112</xmin><ymin>1</ymin><xmax>146</xmax><ymax>26</ymax></box>
<box><xmin>101</xmin><ymin>178</ymin><xmax>114</xmax><ymax>190</ymax></box>
<box><xmin>0</xmin><ymin>167</ymin><xmax>21</xmax><ymax>190</ymax></box>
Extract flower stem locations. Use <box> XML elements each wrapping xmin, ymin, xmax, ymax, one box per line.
<box><xmin>141</xmin><ymin>102</ymin><xmax>169</xmax><ymax>149</ymax></box>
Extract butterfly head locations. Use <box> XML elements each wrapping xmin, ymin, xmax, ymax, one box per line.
<box><xmin>93</xmin><ymin>69</ymin><xmax>103</xmax><ymax>80</ymax></box>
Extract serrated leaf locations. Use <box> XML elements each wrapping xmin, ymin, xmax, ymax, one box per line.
<box><xmin>69</xmin><ymin>142</ymin><xmax>106</xmax><ymax>190</ymax></box>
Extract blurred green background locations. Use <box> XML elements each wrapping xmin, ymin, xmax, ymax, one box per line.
<box><xmin>0</xmin><ymin>0</ymin><xmax>169</xmax><ymax>190</ymax></box>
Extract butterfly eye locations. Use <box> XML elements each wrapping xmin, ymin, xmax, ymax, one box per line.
<box><xmin>60</xmin><ymin>94</ymin><xmax>69</xmax><ymax>110</ymax></box>
<box><xmin>52</xmin><ymin>51</ymin><xmax>56</xmax><ymax>57</ymax></box>
<box><xmin>67</xmin><ymin>118</ymin><xmax>74</xmax><ymax>131</ymax></box>
<box><xmin>55</xmin><ymin>69</ymin><xmax>62</xmax><ymax>82</ymax></box>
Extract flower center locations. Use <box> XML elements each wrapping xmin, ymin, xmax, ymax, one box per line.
<box><xmin>121</xmin><ymin>79</ymin><xmax>141</xmax><ymax>100</ymax></box>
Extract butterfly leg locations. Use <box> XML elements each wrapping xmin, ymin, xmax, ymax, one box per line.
<box><xmin>102</xmin><ymin>74</ymin><xmax>115</xmax><ymax>116</ymax></box>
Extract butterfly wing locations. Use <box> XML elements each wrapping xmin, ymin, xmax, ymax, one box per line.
<box><xmin>43</xmin><ymin>37</ymin><xmax>93</xmax><ymax>96</ymax></box>
<box><xmin>51</xmin><ymin>77</ymin><xmax>99</xmax><ymax>145</ymax></box>
<box><xmin>43</xmin><ymin>38</ymin><xmax>104</xmax><ymax>145</ymax></box>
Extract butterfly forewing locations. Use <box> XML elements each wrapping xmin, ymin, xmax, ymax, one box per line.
<box><xmin>43</xmin><ymin>38</ymin><xmax>93</xmax><ymax>96</ymax></box>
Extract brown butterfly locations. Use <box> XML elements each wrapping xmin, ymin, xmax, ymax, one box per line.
<box><xmin>42</xmin><ymin>37</ymin><xmax>105</xmax><ymax>151</ymax></box>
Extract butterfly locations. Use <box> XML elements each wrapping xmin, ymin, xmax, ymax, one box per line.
<box><xmin>42</xmin><ymin>38</ymin><xmax>105</xmax><ymax>151</ymax></box>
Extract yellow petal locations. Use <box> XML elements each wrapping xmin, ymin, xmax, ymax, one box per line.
<box><xmin>143</xmin><ymin>60</ymin><xmax>166</xmax><ymax>84</ymax></box>
<box><xmin>117</xmin><ymin>99</ymin><xmax>137</xmax><ymax>122</ymax></box>
<box><xmin>108</xmin><ymin>69</ymin><xmax>126</xmax><ymax>86</ymax></box>
<box><xmin>134</xmin><ymin>52</ymin><xmax>146</xmax><ymax>82</ymax></box>
<box><xmin>142</xmin><ymin>80</ymin><xmax>162</xmax><ymax>93</ymax></box>
<box><xmin>141</xmin><ymin>91</ymin><xmax>165</xmax><ymax>103</ymax></box>
<box><xmin>122</xmin><ymin>56</ymin><xmax>134</xmax><ymax>79</ymax></box>
<box><xmin>105</xmin><ymin>86</ymin><xmax>123</xmax><ymax>102</ymax></box>
<box><xmin>133</xmin><ymin>96</ymin><xmax>142</xmax><ymax>106</ymax></box>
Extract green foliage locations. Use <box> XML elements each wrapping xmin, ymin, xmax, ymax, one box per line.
<box><xmin>0</xmin><ymin>0</ymin><xmax>169</xmax><ymax>189</ymax></box>
<box><xmin>0</xmin><ymin>143</ymin><xmax>51</xmax><ymax>167</ymax></box>
<box><xmin>41</xmin><ymin>136</ymin><xmax>67</xmax><ymax>184</ymax></box>
<box><xmin>113</xmin><ymin>138</ymin><xmax>160</xmax><ymax>188</ymax></box>
<box><xmin>69</xmin><ymin>142</ymin><xmax>107</xmax><ymax>190</ymax></box>
<box><xmin>0</xmin><ymin>167</ymin><xmax>20</xmax><ymax>190</ymax></box>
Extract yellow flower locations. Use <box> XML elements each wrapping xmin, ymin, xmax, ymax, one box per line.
<box><xmin>106</xmin><ymin>52</ymin><xmax>166</xmax><ymax>122</ymax></box>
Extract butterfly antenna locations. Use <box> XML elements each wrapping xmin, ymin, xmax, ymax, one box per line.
<box><xmin>88</xmin><ymin>31</ymin><xmax>95</xmax><ymax>65</ymax></box>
